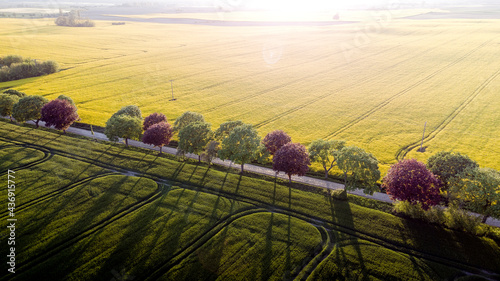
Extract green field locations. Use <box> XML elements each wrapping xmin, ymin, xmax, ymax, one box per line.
<box><xmin>1</xmin><ymin>121</ymin><xmax>499</xmax><ymax>280</ymax></box>
<box><xmin>0</xmin><ymin>15</ymin><xmax>499</xmax><ymax>175</ymax></box>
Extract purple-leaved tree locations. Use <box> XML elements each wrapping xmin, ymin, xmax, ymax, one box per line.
<box><xmin>40</xmin><ymin>98</ymin><xmax>79</xmax><ymax>133</ymax></box>
<box><xmin>143</xmin><ymin>112</ymin><xmax>167</xmax><ymax>131</ymax></box>
<box><xmin>273</xmin><ymin>142</ymin><xmax>310</xmax><ymax>184</ymax></box>
<box><xmin>382</xmin><ymin>159</ymin><xmax>441</xmax><ymax>210</ymax></box>
<box><xmin>142</xmin><ymin>122</ymin><xmax>174</xmax><ymax>154</ymax></box>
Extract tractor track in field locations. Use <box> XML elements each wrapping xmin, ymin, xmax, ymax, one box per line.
<box><xmin>252</xmin><ymin>29</ymin><xmax>476</xmax><ymax>129</ymax></box>
<box><xmin>1</xmin><ymin>137</ymin><xmax>497</xmax><ymax>277</ymax></box>
<box><xmin>290</xmin><ymin>226</ymin><xmax>335</xmax><ymax>281</ymax></box>
<box><xmin>0</xmin><ymin>172</ymin><xmax>116</xmax><ymax>219</ymax></box>
<box><xmin>322</xmin><ymin>36</ymin><xmax>496</xmax><ymax>141</ymax></box>
<box><xmin>204</xmin><ymin>27</ymin><xmax>470</xmax><ymax>119</ymax></box>
<box><xmin>197</xmin><ymin>29</ymin><xmax>427</xmax><ymax>94</ymax></box>
<box><xmin>395</xmin><ymin>66</ymin><xmax>500</xmax><ymax>161</ymax></box>
<box><xmin>0</xmin><ymin>143</ymin><xmax>53</xmax><ymax>173</ymax></box>
<box><xmin>6</xmin><ymin>182</ymin><xmax>167</xmax><ymax>277</ymax></box>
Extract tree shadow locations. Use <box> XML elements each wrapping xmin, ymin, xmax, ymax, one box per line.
<box><xmin>328</xmin><ymin>195</ymin><xmax>368</xmax><ymax>279</ymax></box>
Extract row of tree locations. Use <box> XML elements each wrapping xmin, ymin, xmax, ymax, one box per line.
<box><xmin>0</xmin><ymin>90</ymin><xmax>79</xmax><ymax>131</ymax></box>
<box><xmin>1</xmin><ymin>95</ymin><xmax>498</xmax><ymax>222</ymax></box>
<box><xmin>384</xmin><ymin>154</ymin><xmax>500</xmax><ymax>223</ymax></box>
<box><xmin>0</xmin><ymin>55</ymin><xmax>59</xmax><ymax>82</ymax></box>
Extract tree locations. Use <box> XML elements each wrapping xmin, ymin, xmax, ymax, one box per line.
<box><xmin>173</xmin><ymin>111</ymin><xmax>204</xmax><ymax>133</ymax></box>
<box><xmin>104</xmin><ymin>114</ymin><xmax>142</xmax><ymax>146</ymax></box>
<box><xmin>308</xmin><ymin>139</ymin><xmax>346</xmax><ymax>179</ymax></box>
<box><xmin>214</xmin><ymin>120</ymin><xmax>244</xmax><ymax>142</ymax></box>
<box><xmin>57</xmin><ymin>94</ymin><xmax>76</xmax><ymax>107</ymax></box>
<box><xmin>262</xmin><ymin>130</ymin><xmax>292</xmax><ymax>155</ymax></box>
<box><xmin>113</xmin><ymin>105</ymin><xmax>142</xmax><ymax>119</ymax></box>
<box><xmin>0</xmin><ymin>94</ymin><xmax>20</xmax><ymax>121</ymax></box>
<box><xmin>450</xmin><ymin>167</ymin><xmax>500</xmax><ymax>223</ymax></box>
<box><xmin>12</xmin><ymin>95</ymin><xmax>49</xmax><ymax>127</ymax></box>
<box><xmin>143</xmin><ymin>112</ymin><xmax>167</xmax><ymax>131</ymax></box>
<box><xmin>40</xmin><ymin>99</ymin><xmax>79</xmax><ymax>132</ymax></box>
<box><xmin>142</xmin><ymin>122</ymin><xmax>174</xmax><ymax>154</ymax></box>
<box><xmin>218</xmin><ymin>124</ymin><xmax>261</xmax><ymax>173</ymax></box>
<box><xmin>178</xmin><ymin>121</ymin><xmax>212</xmax><ymax>162</ymax></box>
<box><xmin>427</xmin><ymin>151</ymin><xmax>478</xmax><ymax>198</ymax></box>
<box><xmin>382</xmin><ymin>159</ymin><xmax>441</xmax><ymax>210</ymax></box>
<box><xmin>273</xmin><ymin>142</ymin><xmax>310</xmax><ymax>184</ymax></box>
<box><xmin>201</xmin><ymin>140</ymin><xmax>220</xmax><ymax>165</ymax></box>
<box><xmin>336</xmin><ymin>146</ymin><xmax>380</xmax><ymax>194</ymax></box>
<box><xmin>3</xmin><ymin>89</ymin><xmax>26</xmax><ymax>98</ymax></box>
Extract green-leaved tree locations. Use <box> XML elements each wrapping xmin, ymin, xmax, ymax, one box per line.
<box><xmin>178</xmin><ymin>121</ymin><xmax>212</xmax><ymax>162</ymax></box>
<box><xmin>218</xmin><ymin>124</ymin><xmax>261</xmax><ymax>173</ymax></box>
<box><xmin>337</xmin><ymin>146</ymin><xmax>380</xmax><ymax>194</ymax></box>
<box><xmin>173</xmin><ymin>111</ymin><xmax>204</xmax><ymax>133</ymax></box>
<box><xmin>308</xmin><ymin>139</ymin><xmax>346</xmax><ymax>179</ymax></box>
<box><xmin>12</xmin><ymin>95</ymin><xmax>49</xmax><ymax>127</ymax></box>
<box><xmin>0</xmin><ymin>94</ymin><xmax>20</xmax><ymax>121</ymax></box>
<box><xmin>427</xmin><ymin>151</ymin><xmax>478</xmax><ymax>198</ymax></box>
<box><xmin>450</xmin><ymin>167</ymin><xmax>500</xmax><ymax>223</ymax></box>
<box><xmin>214</xmin><ymin>120</ymin><xmax>244</xmax><ymax>142</ymax></box>
<box><xmin>104</xmin><ymin>114</ymin><xmax>142</xmax><ymax>146</ymax></box>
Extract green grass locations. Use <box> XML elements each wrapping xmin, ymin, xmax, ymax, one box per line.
<box><xmin>1</xmin><ymin>121</ymin><xmax>499</xmax><ymax>280</ymax></box>
<box><xmin>0</xmin><ymin>17</ymin><xmax>499</xmax><ymax>175</ymax></box>
<box><xmin>0</xmin><ymin>145</ymin><xmax>45</xmax><ymax>170</ymax></box>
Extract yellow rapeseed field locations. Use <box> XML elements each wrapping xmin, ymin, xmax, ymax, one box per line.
<box><xmin>1</xmin><ymin>15</ymin><xmax>499</xmax><ymax>173</ymax></box>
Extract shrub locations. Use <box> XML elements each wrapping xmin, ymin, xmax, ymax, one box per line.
<box><xmin>0</xmin><ymin>56</ymin><xmax>59</xmax><ymax>82</ymax></box>
<box><xmin>329</xmin><ymin>189</ymin><xmax>347</xmax><ymax>201</ymax></box>
<box><xmin>445</xmin><ymin>205</ymin><xmax>482</xmax><ymax>234</ymax></box>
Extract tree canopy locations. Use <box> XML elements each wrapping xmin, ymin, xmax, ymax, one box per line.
<box><xmin>218</xmin><ymin>124</ymin><xmax>261</xmax><ymax>173</ymax></box>
<box><xmin>113</xmin><ymin>105</ymin><xmax>142</xmax><ymax>119</ymax></box>
<box><xmin>450</xmin><ymin>167</ymin><xmax>500</xmax><ymax>223</ymax></box>
<box><xmin>40</xmin><ymin>99</ymin><xmax>79</xmax><ymax>132</ymax></box>
<box><xmin>214</xmin><ymin>120</ymin><xmax>244</xmax><ymax>142</ymax></box>
<box><xmin>308</xmin><ymin>139</ymin><xmax>346</xmax><ymax>179</ymax></box>
<box><xmin>57</xmin><ymin>95</ymin><xmax>76</xmax><ymax>107</ymax></box>
<box><xmin>427</xmin><ymin>151</ymin><xmax>478</xmax><ymax>195</ymax></box>
<box><xmin>142</xmin><ymin>122</ymin><xmax>174</xmax><ymax>153</ymax></box>
<box><xmin>382</xmin><ymin>159</ymin><xmax>441</xmax><ymax>210</ymax></box>
<box><xmin>12</xmin><ymin>95</ymin><xmax>49</xmax><ymax>127</ymax></box>
<box><xmin>273</xmin><ymin>142</ymin><xmax>310</xmax><ymax>183</ymax></box>
<box><xmin>173</xmin><ymin>111</ymin><xmax>204</xmax><ymax>133</ymax></box>
<box><xmin>143</xmin><ymin>112</ymin><xmax>167</xmax><ymax>131</ymax></box>
<box><xmin>178</xmin><ymin>121</ymin><xmax>212</xmax><ymax>162</ymax></box>
<box><xmin>3</xmin><ymin>89</ymin><xmax>26</xmax><ymax>98</ymax></box>
<box><xmin>337</xmin><ymin>146</ymin><xmax>380</xmax><ymax>194</ymax></box>
<box><xmin>0</xmin><ymin>94</ymin><xmax>20</xmax><ymax>121</ymax></box>
<box><xmin>262</xmin><ymin>130</ymin><xmax>292</xmax><ymax>156</ymax></box>
<box><xmin>104</xmin><ymin>114</ymin><xmax>142</xmax><ymax>146</ymax></box>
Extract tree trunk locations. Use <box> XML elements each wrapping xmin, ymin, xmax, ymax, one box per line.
<box><xmin>288</xmin><ymin>174</ymin><xmax>292</xmax><ymax>184</ymax></box>
<box><xmin>160</xmin><ymin>146</ymin><xmax>163</xmax><ymax>154</ymax></box>
<box><xmin>344</xmin><ymin>172</ymin><xmax>348</xmax><ymax>191</ymax></box>
<box><xmin>241</xmin><ymin>163</ymin><xmax>244</xmax><ymax>174</ymax></box>
<box><xmin>324</xmin><ymin>169</ymin><xmax>329</xmax><ymax>179</ymax></box>
<box><xmin>482</xmin><ymin>215</ymin><xmax>489</xmax><ymax>223</ymax></box>
<box><xmin>125</xmin><ymin>138</ymin><xmax>128</xmax><ymax>147</ymax></box>
<box><xmin>198</xmin><ymin>155</ymin><xmax>201</xmax><ymax>163</ymax></box>
<box><xmin>9</xmin><ymin>116</ymin><xmax>12</xmax><ymax>122</ymax></box>
<box><xmin>35</xmin><ymin>119</ymin><xmax>40</xmax><ymax>128</ymax></box>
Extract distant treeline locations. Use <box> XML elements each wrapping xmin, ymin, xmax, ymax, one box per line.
<box><xmin>0</xmin><ymin>55</ymin><xmax>59</xmax><ymax>82</ymax></box>
<box><xmin>55</xmin><ymin>10</ymin><xmax>95</xmax><ymax>27</ymax></box>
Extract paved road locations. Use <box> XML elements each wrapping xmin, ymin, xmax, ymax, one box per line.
<box><xmin>10</xmin><ymin>119</ymin><xmax>500</xmax><ymax>228</ymax></box>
